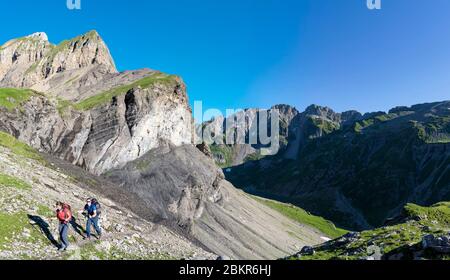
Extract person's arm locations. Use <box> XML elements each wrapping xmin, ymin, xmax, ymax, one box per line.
<box><xmin>90</xmin><ymin>205</ymin><xmax>97</xmax><ymax>218</ymax></box>
<box><xmin>81</xmin><ymin>205</ymin><xmax>87</xmax><ymax>215</ymax></box>
<box><xmin>64</xmin><ymin>209</ymin><xmax>71</xmax><ymax>223</ymax></box>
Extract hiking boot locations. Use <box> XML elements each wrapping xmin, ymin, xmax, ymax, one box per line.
<box><xmin>58</xmin><ymin>246</ymin><xmax>66</xmax><ymax>252</ymax></box>
<box><xmin>97</xmin><ymin>234</ymin><xmax>102</xmax><ymax>240</ymax></box>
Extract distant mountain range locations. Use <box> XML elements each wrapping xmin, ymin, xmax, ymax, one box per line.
<box><xmin>210</xmin><ymin>101</ymin><xmax>450</xmax><ymax>230</ymax></box>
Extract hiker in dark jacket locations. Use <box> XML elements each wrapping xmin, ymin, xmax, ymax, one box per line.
<box><xmin>56</xmin><ymin>201</ymin><xmax>72</xmax><ymax>251</ymax></box>
<box><xmin>83</xmin><ymin>198</ymin><xmax>102</xmax><ymax>240</ymax></box>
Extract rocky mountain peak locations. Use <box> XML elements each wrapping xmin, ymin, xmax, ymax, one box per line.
<box><xmin>271</xmin><ymin>104</ymin><xmax>300</xmax><ymax>118</ymax></box>
<box><xmin>41</xmin><ymin>30</ymin><xmax>117</xmax><ymax>75</ymax></box>
<box><xmin>0</xmin><ymin>30</ymin><xmax>117</xmax><ymax>89</ymax></box>
<box><xmin>341</xmin><ymin>110</ymin><xmax>363</xmax><ymax>125</ymax></box>
<box><xmin>303</xmin><ymin>104</ymin><xmax>340</xmax><ymax>123</ymax></box>
<box><xmin>25</xmin><ymin>32</ymin><xmax>48</xmax><ymax>41</ymax></box>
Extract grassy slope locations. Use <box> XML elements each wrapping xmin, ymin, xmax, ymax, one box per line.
<box><xmin>0</xmin><ymin>212</ymin><xmax>48</xmax><ymax>251</ymax></box>
<box><xmin>254</xmin><ymin>197</ymin><xmax>348</xmax><ymax>239</ymax></box>
<box><xmin>0</xmin><ymin>174</ymin><xmax>31</xmax><ymax>190</ymax></box>
<box><xmin>0</xmin><ymin>131</ymin><xmax>176</xmax><ymax>260</ymax></box>
<box><xmin>0</xmin><ymin>88</ymin><xmax>36</xmax><ymax>111</ymax></box>
<box><xmin>209</xmin><ymin>144</ymin><xmax>235</xmax><ymax>168</ymax></box>
<box><xmin>0</xmin><ymin>131</ymin><xmax>44</xmax><ymax>163</ymax></box>
<box><xmin>294</xmin><ymin>202</ymin><xmax>450</xmax><ymax>260</ymax></box>
<box><xmin>74</xmin><ymin>73</ymin><xmax>178</xmax><ymax>111</ymax></box>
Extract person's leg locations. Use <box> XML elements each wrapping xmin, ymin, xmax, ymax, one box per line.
<box><xmin>58</xmin><ymin>224</ymin><xmax>65</xmax><ymax>249</ymax></box>
<box><xmin>93</xmin><ymin>216</ymin><xmax>102</xmax><ymax>237</ymax></box>
<box><xmin>86</xmin><ymin>218</ymin><xmax>92</xmax><ymax>238</ymax></box>
<box><xmin>61</xmin><ymin>224</ymin><xmax>69</xmax><ymax>249</ymax></box>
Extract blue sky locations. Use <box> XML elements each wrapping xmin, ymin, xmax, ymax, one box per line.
<box><xmin>1</xmin><ymin>0</ymin><xmax>450</xmax><ymax>114</ymax></box>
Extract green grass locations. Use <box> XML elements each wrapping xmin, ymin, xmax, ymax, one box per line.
<box><xmin>414</xmin><ymin>116</ymin><xmax>450</xmax><ymax>144</ymax></box>
<box><xmin>73</xmin><ymin>73</ymin><xmax>178</xmax><ymax>111</ymax></box>
<box><xmin>210</xmin><ymin>144</ymin><xmax>235</xmax><ymax>168</ymax></box>
<box><xmin>37</xmin><ymin>205</ymin><xmax>54</xmax><ymax>218</ymax></box>
<box><xmin>0</xmin><ymin>212</ymin><xmax>27</xmax><ymax>248</ymax></box>
<box><xmin>244</xmin><ymin>151</ymin><xmax>266</xmax><ymax>163</ymax></box>
<box><xmin>76</xmin><ymin>241</ymin><xmax>175</xmax><ymax>260</ymax></box>
<box><xmin>310</xmin><ymin>117</ymin><xmax>340</xmax><ymax>134</ymax></box>
<box><xmin>404</xmin><ymin>202</ymin><xmax>450</xmax><ymax>227</ymax></box>
<box><xmin>0</xmin><ymin>88</ymin><xmax>35</xmax><ymax>111</ymax></box>
<box><xmin>56</xmin><ymin>98</ymin><xmax>73</xmax><ymax>117</ymax></box>
<box><xmin>293</xmin><ymin>202</ymin><xmax>450</xmax><ymax>260</ymax></box>
<box><xmin>0</xmin><ymin>211</ymin><xmax>51</xmax><ymax>250</ymax></box>
<box><xmin>0</xmin><ymin>212</ymin><xmax>47</xmax><ymax>248</ymax></box>
<box><xmin>0</xmin><ymin>131</ymin><xmax>44</xmax><ymax>163</ymax></box>
<box><xmin>255</xmin><ymin>197</ymin><xmax>348</xmax><ymax>238</ymax></box>
<box><xmin>0</xmin><ymin>174</ymin><xmax>31</xmax><ymax>191</ymax></box>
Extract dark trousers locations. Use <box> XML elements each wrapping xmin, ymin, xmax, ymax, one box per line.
<box><xmin>59</xmin><ymin>223</ymin><xmax>69</xmax><ymax>249</ymax></box>
<box><xmin>86</xmin><ymin>216</ymin><xmax>101</xmax><ymax>237</ymax></box>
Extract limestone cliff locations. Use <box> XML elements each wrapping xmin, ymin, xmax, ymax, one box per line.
<box><xmin>0</xmin><ymin>31</ymin><xmax>193</xmax><ymax>174</ymax></box>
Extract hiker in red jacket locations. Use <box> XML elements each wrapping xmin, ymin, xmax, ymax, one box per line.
<box><xmin>56</xmin><ymin>202</ymin><xmax>72</xmax><ymax>251</ymax></box>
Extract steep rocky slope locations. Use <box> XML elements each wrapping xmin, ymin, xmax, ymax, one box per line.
<box><xmin>0</xmin><ymin>78</ymin><xmax>192</xmax><ymax>175</ymax></box>
<box><xmin>227</xmin><ymin>101</ymin><xmax>450</xmax><ymax>230</ymax></box>
<box><xmin>0</xmin><ymin>131</ymin><xmax>213</xmax><ymax>260</ymax></box>
<box><xmin>106</xmin><ymin>143</ymin><xmax>326</xmax><ymax>259</ymax></box>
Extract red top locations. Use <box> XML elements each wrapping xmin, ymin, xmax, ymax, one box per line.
<box><xmin>57</xmin><ymin>209</ymin><xmax>72</xmax><ymax>224</ymax></box>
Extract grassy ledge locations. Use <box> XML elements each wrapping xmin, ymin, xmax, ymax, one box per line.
<box><xmin>0</xmin><ymin>131</ymin><xmax>44</xmax><ymax>163</ymax></box>
<box><xmin>0</xmin><ymin>88</ymin><xmax>36</xmax><ymax>111</ymax></box>
<box><xmin>74</xmin><ymin>73</ymin><xmax>178</xmax><ymax>111</ymax></box>
<box><xmin>255</xmin><ymin>197</ymin><xmax>348</xmax><ymax>239</ymax></box>
<box><xmin>0</xmin><ymin>174</ymin><xmax>31</xmax><ymax>191</ymax></box>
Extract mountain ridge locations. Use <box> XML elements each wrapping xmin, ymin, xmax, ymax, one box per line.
<box><xmin>224</xmin><ymin>100</ymin><xmax>450</xmax><ymax>230</ymax></box>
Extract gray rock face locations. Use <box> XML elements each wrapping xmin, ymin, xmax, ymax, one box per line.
<box><xmin>0</xmin><ymin>32</ymin><xmax>193</xmax><ymax>175</ymax></box>
<box><xmin>422</xmin><ymin>234</ymin><xmax>450</xmax><ymax>253</ymax></box>
<box><xmin>0</xmin><ymin>82</ymin><xmax>192</xmax><ymax>174</ymax></box>
<box><xmin>299</xmin><ymin>246</ymin><xmax>315</xmax><ymax>256</ymax></box>
<box><xmin>206</xmin><ymin>104</ymin><xmax>362</xmax><ymax>167</ymax></box>
<box><xmin>0</xmin><ymin>31</ymin><xmax>116</xmax><ymax>91</ymax></box>
<box><xmin>106</xmin><ymin>144</ymin><xmax>324</xmax><ymax>259</ymax></box>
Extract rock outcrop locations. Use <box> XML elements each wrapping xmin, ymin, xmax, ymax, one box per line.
<box><xmin>0</xmin><ymin>77</ymin><xmax>192</xmax><ymax>174</ymax></box>
<box><xmin>0</xmin><ymin>31</ymin><xmax>116</xmax><ymax>91</ymax></box>
<box><xmin>106</xmin><ymin>143</ymin><xmax>324</xmax><ymax>259</ymax></box>
<box><xmin>206</xmin><ymin>104</ymin><xmax>362</xmax><ymax>167</ymax></box>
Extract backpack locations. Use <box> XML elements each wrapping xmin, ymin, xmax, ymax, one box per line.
<box><xmin>62</xmin><ymin>203</ymin><xmax>71</xmax><ymax>211</ymax></box>
<box><xmin>91</xmin><ymin>198</ymin><xmax>102</xmax><ymax>215</ymax></box>
<box><xmin>58</xmin><ymin>203</ymin><xmax>72</xmax><ymax>223</ymax></box>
